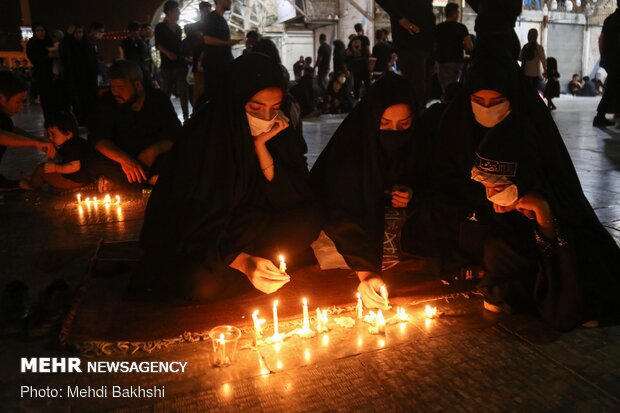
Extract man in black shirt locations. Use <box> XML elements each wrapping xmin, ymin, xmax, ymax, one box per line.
<box><xmin>120</xmin><ymin>21</ymin><xmax>151</xmax><ymax>85</ymax></box>
<box><xmin>315</xmin><ymin>33</ymin><xmax>332</xmax><ymax>90</ymax></box>
<box><xmin>155</xmin><ymin>1</ymin><xmax>189</xmax><ymax>121</ymax></box>
<box><xmin>594</xmin><ymin>1</ymin><xmax>620</xmax><ymax>127</ymax></box>
<box><xmin>354</xmin><ymin>23</ymin><xmax>372</xmax><ymax>53</ymax></box>
<box><xmin>0</xmin><ymin>71</ymin><xmax>56</xmax><ymax>189</ymax></box>
<box><xmin>86</xmin><ymin>61</ymin><xmax>181</xmax><ymax>189</ymax></box>
<box><xmin>186</xmin><ymin>1</ymin><xmax>212</xmax><ymax>105</ymax></box>
<box><xmin>436</xmin><ymin>3</ymin><xmax>473</xmax><ymax>93</ymax></box>
<box><xmin>372</xmin><ymin>29</ymin><xmax>394</xmax><ymax>75</ymax></box>
<box><xmin>376</xmin><ymin>0</ymin><xmax>436</xmax><ymax>107</ymax></box>
<box><xmin>293</xmin><ymin>56</ymin><xmax>305</xmax><ymax>81</ymax></box>
<box><xmin>201</xmin><ymin>0</ymin><xmax>241</xmax><ymax>102</ymax></box>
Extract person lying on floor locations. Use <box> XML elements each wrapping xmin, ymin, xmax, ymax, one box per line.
<box><xmin>85</xmin><ymin>60</ymin><xmax>181</xmax><ymax>192</ymax></box>
<box><xmin>0</xmin><ymin>71</ymin><xmax>56</xmax><ymax>190</ymax></box>
<box><xmin>137</xmin><ymin>53</ymin><xmax>322</xmax><ymax>302</ymax></box>
<box><xmin>19</xmin><ymin>112</ymin><xmax>92</xmax><ymax>190</ymax></box>
<box><xmin>310</xmin><ymin>73</ymin><xmax>429</xmax><ymax>309</ymax></box>
<box><xmin>471</xmin><ymin>121</ymin><xmax>620</xmax><ymax>331</ymax></box>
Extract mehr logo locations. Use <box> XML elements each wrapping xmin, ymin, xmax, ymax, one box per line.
<box><xmin>21</xmin><ymin>358</ymin><xmax>82</xmax><ymax>373</ymax></box>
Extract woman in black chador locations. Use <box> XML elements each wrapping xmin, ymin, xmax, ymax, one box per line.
<box><xmin>138</xmin><ymin>53</ymin><xmax>322</xmax><ymax>301</ymax></box>
<box><xmin>471</xmin><ymin>122</ymin><xmax>620</xmax><ymax>331</ymax></box>
<box><xmin>311</xmin><ymin>73</ymin><xmax>425</xmax><ymax>309</ymax></box>
<box><xmin>432</xmin><ymin>51</ymin><xmax>580</xmax><ymax>273</ymax></box>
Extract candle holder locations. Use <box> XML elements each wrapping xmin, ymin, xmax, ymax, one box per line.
<box><xmin>209</xmin><ymin>325</ymin><xmax>241</xmax><ymax>367</ymax></box>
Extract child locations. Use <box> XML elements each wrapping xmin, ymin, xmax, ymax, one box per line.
<box><xmin>544</xmin><ymin>57</ymin><xmax>560</xmax><ymax>111</ymax></box>
<box><xmin>0</xmin><ymin>71</ymin><xmax>56</xmax><ymax>189</ymax></box>
<box><xmin>19</xmin><ymin>112</ymin><xmax>91</xmax><ymax>190</ymax></box>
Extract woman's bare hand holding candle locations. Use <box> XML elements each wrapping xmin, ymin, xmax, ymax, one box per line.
<box><xmin>357</xmin><ymin>272</ymin><xmax>388</xmax><ymax>309</ymax></box>
<box><xmin>230</xmin><ymin>253</ymin><xmax>290</xmax><ymax>294</ymax></box>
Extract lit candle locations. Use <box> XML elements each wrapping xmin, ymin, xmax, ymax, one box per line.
<box><xmin>424</xmin><ymin>305</ymin><xmax>438</xmax><ymax>319</ymax></box>
<box><xmin>85</xmin><ymin>197</ymin><xmax>90</xmax><ymax>205</ymax></box>
<box><xmin>376</xmin><ymin>310</ymin><xmax>385</xmax><ymax>334</ymax></box>
<box><xmin>396</xmin><ymin>307</ymin><xmax>409</xmax><ymax>321</ymax></box>
<box><xmin>103</xmin><ymin>194</ymin><xmax>111</xmax><ymax>204</ymax></box>
<box><xmin>272</xmin><ymin>300</ymin><xmax>281</xmax><ymax>340</ymax></box>
<box><xmin>316</xmin><ymin>307</ymin><xmax>329</xmax><ymax>333</ymax></box>
<box><xmin>356</xmin><ymin>292</ymin><xmax>363</xmax><ymax>319</ymax></box>
<box><xmin>380</xmin><ymin>285</ymin><xmax>389</xmax><ymax>309</ymax></box>
<box><xmin>219</xmin><ymin>333</ymin><xmax>226</xmax><ymax>365</ymax></box>
<box><xmin>252</xmin><ymin>310</ymin><xmax>266</xmax><ymax>342</ymax></box>
<box><xmin>93</xmin><ymin>196</ymin><xmax>98</xmax><ymax>204</ymax></box>
<box><xmin>76</xmin><ymin>193</ymin><xmax>82</xmax><ymax>204</ymax></box>
<box><xmin>302</xmin><ymin>298</ymin><xmax>310</xmax><ymax>331</ymax></box>
<box><xmin>279</xmin><ymin>255</ymin><xmax>287</xmax><ymax>273</ymax></box>
<box><xmin>115</xmin><ymin>195</ymin><xmax>121</xmax><ymax>204</ymax></box>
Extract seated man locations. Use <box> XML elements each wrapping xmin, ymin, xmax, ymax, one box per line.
<box><xmin>86</xmin><ymin>60</ymin><xmax>181</xmax><ymax>190</ymax></box>
<box><xmin>0</xmin><ymin>71</ymin><xmax>56</xmax><ymax>189</ymax></box>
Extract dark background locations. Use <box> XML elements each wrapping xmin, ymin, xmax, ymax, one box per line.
<box><xmin>1</xmin><ymin>0</ymin><xmax>164</xmax><ymax>60</ymax></box>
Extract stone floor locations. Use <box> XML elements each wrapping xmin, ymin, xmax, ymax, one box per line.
<box><xmin>1</xmin><ymin>96</ymin><xmax>620</xmax><ymax>412</ymax></box>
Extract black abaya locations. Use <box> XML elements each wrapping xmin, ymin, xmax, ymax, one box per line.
<box><xmin>310</xmin><ymin>73</ymin><xmax>420</xmax><ymax>274</ymax></box>
<box><xmin>475</xmin><ymin>122</ymin><xmax>620</xmax><ymax>331</ymax></box>
<box><xmin>139</xmin><ymin>53</ymin><xmax>321</xmax><ymax>301</ymax></box>
<box><xmin>431</xmin><ymin>51</ymin><xmax>586</xmax><ymax>270</ymax></box>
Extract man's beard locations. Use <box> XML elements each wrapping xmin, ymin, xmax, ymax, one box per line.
<box><xmin>115</xmin><ymin>91</ymin><xmax>139</xmax><ymax>108</ymax></box>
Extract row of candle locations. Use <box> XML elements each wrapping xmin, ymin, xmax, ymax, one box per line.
<box><xmin>76</xmin><ymin>193</ymin><xmax>122</xmax><ymax>205</ymax></box>
<box><xmin>252</xmin><ymin>296</ymin><xmax>439</xmax><ymax>343</ymax></box>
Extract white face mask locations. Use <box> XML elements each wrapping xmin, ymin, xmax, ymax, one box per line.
<box><xmin>246</xmin><ymin>112</ymin><xmax>277</xmax><ymax>136</ymax></box>
<box><xmin>471</xmin><ymin>100</ymin><xmax>511</xmax><ymax>128</ymax></box>
<box><xmin>487</xmin><ymin>184</ymin><xmax>519</xmax><ymax>207</ymax></box>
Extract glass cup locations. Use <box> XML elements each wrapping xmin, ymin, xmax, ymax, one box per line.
<box><xmin>209</xmin><ymin>325</ymin><xmax>241</xmax><ymax>367</ymax></box>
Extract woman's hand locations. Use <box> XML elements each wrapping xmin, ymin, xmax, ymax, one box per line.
<box><xmin>357</xmin><ymin>272</ymin><xmax>388</xmax><ymax>309</ymax></box>
<box><xmin>392</xmin><ymin>185</ymin><xmax>413</xmax><ymax>208</ymax></box>
<box><xmin>231</xmin><ymin>253</ymin><xmax>290</xmax><ymax>294</ymax></box>
<box><xmin>253</xmin><ymin>115</ymin><xmax>289</xmax><ymax>147</ymax></box>
<box><xmin>515</xmin><ymin>193</ymin><xmax>555</xmax><ymax>238</ymax></box>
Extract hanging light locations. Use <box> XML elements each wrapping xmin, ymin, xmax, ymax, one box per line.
<box><xmin>575</xmin><ymin>0</ymin><xmax>581</xmax><ymax>7</ymax></box>
<box><xmin>566</xmin><ymin>0</ymin><xmax>574</xmax><ymax>12</ymax></box>
<box><xmin>550</xmin><ymin>0</ymin><xmax>558</xmax><ymax>11</ymax></box>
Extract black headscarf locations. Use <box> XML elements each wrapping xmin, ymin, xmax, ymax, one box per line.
<box><xmin>141</xmin><ymin>53</ymin><xmax>310</xmax><ymax>271</ymax></box>
<box><xmin>475</xmin><ymin>121</ymin><xmax>620</xmax><ymax>325</ymax></box>
<box><xmin>310</xmin><ymin>73</ymin><xmax>417</xmax><ymax>273</ymax></box>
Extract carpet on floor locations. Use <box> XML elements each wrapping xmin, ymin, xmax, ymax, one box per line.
<box><xmin>61</xmin><ymin>241</ymin><xmax>477</xmax><ymax>355</ymax></box>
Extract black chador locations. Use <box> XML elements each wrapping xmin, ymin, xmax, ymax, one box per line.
<box><xmin>431</xmin><ymin>51</ymin><xmax>583</xmax><ymax>270</ymax></box>
<box><xmin>310</xmin><ymin>73</ymin><xmax>422</xmax><ymax>274</ymax></box>
<box><xmin>472</xmin><ymin>122</ymin><xmax>620</xmax><ymax>331</ymax></box>
<box><xmin>138</xmin><ymin>53</ymin><xmax>321</xmax><ymax>300</ymax></box>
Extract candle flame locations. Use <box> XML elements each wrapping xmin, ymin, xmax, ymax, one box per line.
<box><xmin>380</xmin><ymin>285</ymin><xmax>388</xmax><ymax>299</ymax></box>
<box><xmin>376</xmin><ymin>310</ymin><xmax>385</xmax><ymax>326</ymax></box>
<box><xmin>274</xmin><ymin>300</ymin><xmax>278</xmax><ymax>308</ymax></box>
<box><xmin>303</xmin><ymin>297</ymin><xmax>307</xmax><ymax>305</ymax></box>
<box><xmin>356</xmin><ymin>292</ymin><xmax>361</xmax><ymax>299</ymax></box>
<box><xmin>219</xmin><ymin>333</ymin><xmax>225</xmax><ymax>343</ymax></box>
<box><xmin>397</xmin><ymin>307</ymin><xmax>409</xmax><ymax>321</ymax></box>
<box><xmin>424</xmin><ymin>305</ymin><xmax>438</xmax><ymax>318</ymax></box>
<box><xmin>103</xmin><ymin>194</ymin><xmax>111</xmax><ymax>204</ymax></box>
<box><xmin>115</xmin><ymin>195</ymin><xmax>121</xmax><ymax>204</ymax></box>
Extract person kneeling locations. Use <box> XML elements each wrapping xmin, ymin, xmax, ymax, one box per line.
<box><xmin>471</xmin><ymin>122</ymin><xmax>620</xmax><ymax>331</ymax></box>
<box><xmin>85</xmin><ymin>60</ymin><xmax>181</xmax><ymax>191</ymax></box>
